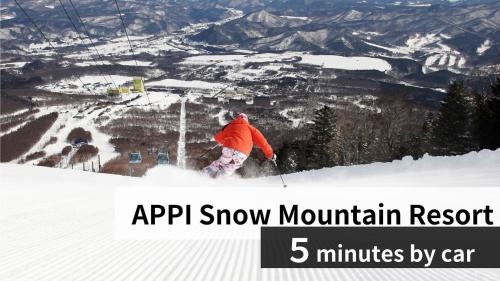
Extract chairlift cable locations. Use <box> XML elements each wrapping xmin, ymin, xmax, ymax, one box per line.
<box><xmin>57</xmin><ymin>0</ymin><xmax>114</xmax><ymax>88</ymax></box>
<box><xmin>211</xmin><ymin>85</ymin><xmax>231</xmax><ymax>99</ymax></box>
<box><xmin>66</xmin><ymin>0</ymin><xmax>118</xmax><ymax>88</ymax></box>
<box><xmin>13</xmin><ymin>0</ymin><xmax>94</xmax><ymax>95</ymax></box>
<box><xmin>112</xmin><ymin>0</ymin><xmax>139</xmax><ymax>67</ymax></box>
<box><xmin>113</xmin><ymin>0</ymin><xmax>174</xmax><ymax>166</ymax></box>
<box><xmin>112</xmin><ymin>0</ymin><xmax>159</xmax><ymax>121</ymax></box>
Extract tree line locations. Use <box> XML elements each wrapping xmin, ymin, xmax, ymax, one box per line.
<box><xmin>0</xmin><ymin>112</ymin><xmax>59</xmax><ymax>162</ymax></box>
<box><xmin>277</xmin><ymin>78</ymin><xmax>500</xmax><ymax>173</ymax></box>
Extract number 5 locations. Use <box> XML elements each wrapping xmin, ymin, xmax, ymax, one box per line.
<box><xmin>290</xmin><ymin>238</ymin><xmax>309</xmax><ymax>263</ymax></box>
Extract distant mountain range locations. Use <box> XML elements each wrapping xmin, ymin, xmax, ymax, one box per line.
<box><xmin>191</xmin><ymin>1</ymin><xmax>499</xmax><ymax>70</ymax></box>
<box><xmin>0</xmin><ymin>0</ymin><xmax>239</xmax><ymax>42</ymax></box>
<box><xmin>1</xmin><ymin>0</ymin><xmax>498</xmax><ymax>72</ymax></box>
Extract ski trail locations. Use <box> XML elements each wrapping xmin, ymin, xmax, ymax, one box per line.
<box><xmin>0</xmin><ymin>119</ymin><xmax>31</xmax><ymax>138</ymax></box>
<box><xmin>11</xmin><ymin>106</ymin><xmax>66</xmax><ymax>164</ymax></box>
<box><xmin>177</xmin><ymin>97</ymin><xmax>187</xmax><ymax>168</ymax></box>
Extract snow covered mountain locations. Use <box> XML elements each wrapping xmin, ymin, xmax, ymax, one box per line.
<box><xmin>0</xmin><ymin>0</ymin><xmax>241</xmax><ymax>42</ymax></box>
<box><xmin>2</xmin><ymin>0</ymin><xmax>498</xmax><ymax>75</ymax></box>
<box><xmin>2</xmin><ymin>0</ymin><xmax>499</xmax><ymax>180</ymax></box>
<box><xmin>191</xmin><ymin>1</ymin><xmax>500</xmax><ymax>71</ymax></box>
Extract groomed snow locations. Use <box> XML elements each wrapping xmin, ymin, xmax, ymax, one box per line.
<box><xmin>146</xmin><ymin>149</ymin><xmax>500</xmax><ymax>187</ymax></box>
<box><xmin>1</xmin><ymin>150</ymin><xmax>500</xmax><ymax>280</ymax></box>
<box><xmin>177</xmin><ymin>98</ymin><xmax>187</xmax><ymax>168</ymax></box>
<box><xmin>2</xmin><ymin>149</ymin><xmax>499</xmax><ymax>188</ymax></box>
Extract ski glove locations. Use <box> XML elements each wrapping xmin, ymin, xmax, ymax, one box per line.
<box><xmin>270</xmin><ymin>154</ymin><xmax>278</xmax><ymax>167</ymax></box>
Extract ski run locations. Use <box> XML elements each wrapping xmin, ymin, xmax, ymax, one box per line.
<box><xmin>1</xmin><ymin>150</ymin><xmax>500</xmax><ymax>280</ymax></box>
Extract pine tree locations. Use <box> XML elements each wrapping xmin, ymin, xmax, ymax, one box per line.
<box><xmin>478</xmin><ymin>77</ymin><xmax>500</xmax><ymax>150</ymax></box>
<box><xmin>474</xmin><ymin>90</ymin><xmax>489</xmax><ymax>149</ymax></box>
<box><xmin>420</xmin><ymin>112</ymin><xmax>435</xmax><ymax>154</ymax></box>
<box><xmin>277</xmin><ymin>140</ymin><xmax>309</xmax><ymax>173</ymax></box>
<box><xmin>308</xmin><ymin>105</ymin><xmax>339</xmax><ymax>168</ymax></box>
<box><xmin>431</xmin><ymin>81</ymin><xmax>477</xmax><ymax>155</ymax></box>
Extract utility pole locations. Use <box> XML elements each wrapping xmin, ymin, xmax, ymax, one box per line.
<box><xmin>98</xmin><ymin>155</ymin><xmax>101</xmax><ymax>172</ymax></box>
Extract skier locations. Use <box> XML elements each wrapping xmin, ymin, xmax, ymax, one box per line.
<box><xmin>203</xmin><ymin>113</ymin><xmax>276</xmax><ymax>178</ymax></box>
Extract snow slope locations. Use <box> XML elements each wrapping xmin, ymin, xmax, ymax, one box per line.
<box><xmin>299</xmin><ymin>54</ymin><xmax>391</xmax><ymax>72</ymax></box>
<box><xmin>181</xmin><ymin>52</ymin><xmax>392</xmax><ymax>72</ymax></box>
<box><xmin>145</xmin><ymin>149</ymin><xmax>500</xmax><ymax>188</ymax></box>
<box><xmin>477</xmin><ymin>39</ymin><xmax>492</xmax><ymax>56</ymax></box>
<box><xmin>2</xmin><ymin>149</ymin><xmax>499</xmax><ymax>188</ymax></box>
<box><xmin>1</xmin><ymin>150</ymin><xmax>500</xmax><ymax>280</ymax></box>
<box><xmin>176</xmin><ymin>98</ymin><xmax>187</xmax><ymax>168</ymax></box>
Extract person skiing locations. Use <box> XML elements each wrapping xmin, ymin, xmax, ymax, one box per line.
<box><xmin>203</xmin><ymin>113</ymin><xmax>276</xmax><ymax>178</ymax></box>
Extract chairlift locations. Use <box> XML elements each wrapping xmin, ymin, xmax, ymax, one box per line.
<box><xmin>72</xmin><ymin>138</ymin><xmax>88</xmax><ymax>148</ymax></box>
<box><xmin>129</xmin><ymin>151</ymin><xmax>142</xmax><ymax>164</ymax></box>
<box><xmin>147</xmin><ymin>144</ymin><xmax>154</xmax><ymax>155</ymax></box>
<box><xmin>157</xmin><ymin>151</ymin><xmax>170</xmax><ymax>165</ymax></box>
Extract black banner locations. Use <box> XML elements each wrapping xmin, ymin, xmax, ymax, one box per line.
<box><xmin>261</xmin><ymin>227</ymin><xmax>500</xmax><ymax>268</ymax></box>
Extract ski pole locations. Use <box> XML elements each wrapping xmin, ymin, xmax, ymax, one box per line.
<box><xmin>196</xmin><ymin>144</ymin><xmax>220</xmax><ymax>160</ymax></box>
<box><xmin>272</xmin><ymin>159</ymin><xmax>287</xmax><ymax>188</ymax></box>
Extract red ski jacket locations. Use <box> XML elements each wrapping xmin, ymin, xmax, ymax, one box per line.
<box><xmin>214</xmin><ymin>117</ymin><xmax>273</xmax><ymax>158</ymax></box>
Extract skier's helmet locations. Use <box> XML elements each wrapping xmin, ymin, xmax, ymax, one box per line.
<box><xmin>238</xmin><ymin>113</ymin><xmax>248</xmax><ymax>122</ymax></box>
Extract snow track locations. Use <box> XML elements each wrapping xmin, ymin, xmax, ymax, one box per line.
<box><xmin>11</xmin><ymin>106</ymin><xmax>66</xmax><ymax>163</ymax></box>
<box><xmin>15</xmin><ymin>103</ymin><xmax>118</xmax><ymax>167</ymax></box>
<box><xmin>1</xmin><ymin>149</ymin><xmax>500</xmax><ymax>280</ymax></box>
<box><xmin>0</xmin><ymin>120</ymin><xmax>30</xmax><ymax>138</ymax></box>
<box><xmin>1</xmin><ymin>107</ymin><xmax>56</xmax><ymax>139</ymax></box>
<box><xmin>177</xmin><ymin>98</ymin><xmax>187</xmax><ymax>168</ymax></box>
<box><xmin>0</xmin><ymin>109</ymin><xmax>30</xmax><ymax>119</ymax></box>
<box><xmin>1</xmin><ymin>181</ymin><xmax>499</xmax><ymax>280</ymax></box>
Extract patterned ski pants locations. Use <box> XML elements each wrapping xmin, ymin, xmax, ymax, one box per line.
<box><xmin>203</xmin><ymin>147</ymin><xmax>248</xmax><ymax>178</ymax></box>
